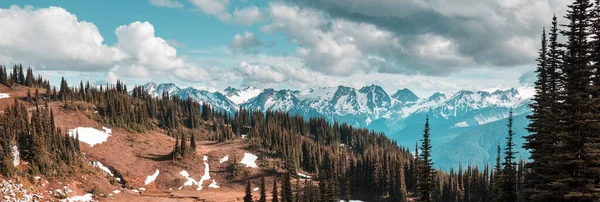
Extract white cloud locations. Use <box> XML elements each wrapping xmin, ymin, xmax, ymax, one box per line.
<box><xmin>189</xmin><ymin>0</ymin><xmax>230</xmax><ymax>15</ymax></box>
<box><xmin>232</xmin><ymin>6</ymin><xmax>264</xmax><ymax>26</ymax></box>
<box><xmin>149</xmin><ymin>0</ymin><xmax>184</xmax><ymax>8</ymax></box>
<box><xmin>115</xmin><ymin>21</ymin><xmax>185</xmax><ymax>71</ymax></box>
<box><xmin>264</xmin><ymin>3</ymin><xmax>404</xmax><ymax>76</ymax></box>
<box><xmin>0</xmin><ymin>6</ymin><xmax>127</xmax><ymax>70</ymax></box>
<box><xmin>229</xmin><ymin>31</ymin><xmax>263</xmax><ymax>53</ymax></box>
<box><xmin>236</xmin><ymin>62</ymin><xmax>286</xmax><ymax>83</ymax></box>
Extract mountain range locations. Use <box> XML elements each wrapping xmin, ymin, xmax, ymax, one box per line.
<box><xmin>141</xmin><ymin>82</ymin><xmax>535</xmax><ymax>169</ymax></box>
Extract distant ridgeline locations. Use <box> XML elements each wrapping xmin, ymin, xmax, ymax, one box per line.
<box><xmin>0</xmin><ymin>65</ymin><xmax>525</xmax><ymax>201</ymax></box>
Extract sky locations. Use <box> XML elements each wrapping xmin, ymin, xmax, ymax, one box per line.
<box><xmin>0</xmin><ymin>0</ymin><xmax>570</xmax><ymax>97</ymax></box>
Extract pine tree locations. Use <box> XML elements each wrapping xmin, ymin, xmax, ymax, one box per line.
<box><xmin>244</xmin><ymin>180</ymin><xmax>253</xmax><ymax>202</ymax></box>
<box><xmin>259</xmin><ymin>177</ymin><xmax>267</xmax><ymax>202</ymax></box>
<box><xmin>281</xmin><ymin>173</ymin><xmax>293</xmax><ymax>202</ymax></box>
<box><xmin>556</xmin><ymin>0</ymin><xmax>600</xmax><ymax>200</ymax></box>
<box><xmin>497</xmin><ymin>110</ymin><xmax>517</xmax><ymax>202</ymax></box>
<box><xmin>492</xmin><ymin>143</ymin><xmax>502</xmax><ymax>201</ymax></box>
<box><xmin>272</xmin><ymin>179</ymin><xmax>279</xmax><ymax>202</ymax></box>
<box><xmin>417</xmin><ymin>116</ymin><xmax>434</xmax><ymax>202</ymax></box>
<box><xmin>190</xmin><ymin>132</ymin><xmax>197</xmax><ymax>152</ymax></box>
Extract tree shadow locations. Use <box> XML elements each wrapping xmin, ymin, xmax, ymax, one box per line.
<box><xmin>136</xmin><ymin>153</ymin><xmax>173</xmax><ymax>162</ymax></box>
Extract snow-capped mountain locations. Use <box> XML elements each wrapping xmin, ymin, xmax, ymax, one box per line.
<box><xmin>140</xmin><ymin>82</ymin><xmax>535</xmax><ymax>169</ymax></box>
<box><xmin>241</xmin><ymin>89</ymin><xmax>302</xmax><ymax>113</ymax></box>
<box><xmin>224</xmin><ymin>86</ymin><xmax>263</xmax><ymax>105</ymax></box>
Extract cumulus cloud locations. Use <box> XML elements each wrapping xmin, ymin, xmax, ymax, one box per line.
<box><xmin>189</xmin><ymin>0</ymin><xmax>230</xmax><ymax>15</ymax></box>
<box><xmin>115</xmin><ymin>21</ymin><xmax>185</xmax><ymax>71</ymax></box>
<box><xmin>263</xmin><ymin>3</ymin><xmax>408</xmax><ymax>76</ymax></box>
<box><xmin>229</xmin><ymin>31</ymin><xmax>263</xmax><ymax>54</ymax></box>
<box><xmin>0</xmin><ymin>6</ymin><xmax>127</xmax><ymax>70</ymax></box>
<box><xmin>149</xmin><ymin>0</ymin><xmax>184</xmax><ymax>8</ymax></box>
<box><xmin>189</xmin><ymin>0</ymin><xmax>266</xmax><ymax>26</ymax></box>
<box><xmin>519</xmin><ymin>71</ymin><xmax>536</xmax><ymax>86</ymax></box>
<box><xmin>232</xmin><ymin>6</ymin><xmax>265</xmax><ymax>25</ymax></box>
<box><xmin>0</xmin><ymin>6</ymin><xmax>217</xmax><ymax>85</ymax></box>
<box><xmin>282</xmin><ymin>0</ymin><xmax>568</xmax><ymax>74</ymax></box>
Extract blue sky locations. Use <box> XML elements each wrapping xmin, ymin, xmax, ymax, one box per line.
<box><xmin>0</xmin><ymin>0</ymin><xmax>569</xmax><ymax>97</ymax></box>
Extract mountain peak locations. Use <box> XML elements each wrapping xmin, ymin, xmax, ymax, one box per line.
<box><xmin>427</xmin><ymin>92</ymin><xmax>447</xmax><ymax>102</ymax></box>
<box><xmin>224</xmin><ymin>86</ymin><xmax>238</xmax><ymax>93</ymax></box>
<box><xmin>392</xmin><ymin>88</ymin><xmax>419</xmax><ymax>103</ymax></box>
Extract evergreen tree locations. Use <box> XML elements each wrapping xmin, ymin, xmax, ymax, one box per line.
<box><xmin>555</xmin><ymin>0</ymin><xmax>600</xmax><ymax>200</ymax></box>
<box><xmin>244</xmin><ymin>180</ymin><xmax>253</xmax><ymax>202</ymax></box>
<box><xmin>259</xmin><ymin>177</ymin><xmax>267</xmax><ymax>202</ymax></box>
<box><xmin>190</xmin><ymin>132</ymin><xmax>197</xmax><ymax>152</ymax></box>
<box><xmin>281</xmin><ymin>173</ymin><xmax>293</xmax><ymax>202</ymax></box>
<box><xmin>272</xmin><ymin>179</ymin><xmax>279</xmax><ymax>202</ymax></box>
<box><xmin>498</xmin><ymin>110</ymin><xmax>517</xmax><ymax>202</ymax></box>
<box><xmin>417</xmin><ymin>116</ymin><xmax>434</xmax><ymax>202</ymax></box>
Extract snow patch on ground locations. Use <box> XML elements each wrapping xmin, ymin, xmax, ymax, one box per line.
<box><xmin>179</xmin><ymin>160</ymin><xmax>211</xmax><ymax>191</ymax></box>
<box><xmin>297</xmin><ymin>173</ymin><xmax>312</xmax><ymax>179</ymax></box>
<box><xmin>253</xmin><ymin>187</ymin><xmax>259</xmax><ymax>191</ymax></box>
<box><xmin>208</xmin><ymin>180</ymin><xmax>219</xmax><ymax>188</ymax></box>
<box><xmin>219</xmin><ymin>155</ymin><xmax>229</xmax><ymax>163</ymax></box>
<box><xmin>11</xmin><ymin>145</ymin><xmax>19</xmax><ymax>166</ymax></box>
<box><xmin>94</xmin><ymin>161</ymin><xmax>113</xmax><ymax>176</ymax></box>
<box><xmin>144</xmin><ymin>170</ymin><xmax>160</xmax><ymax>185</ymax></box>
<box><xmin>112</xmin><ymin>190</ymin><xmax>121</xmax><ymax>194</ymax></box>
<box><xmin>62</xmin><ymin>193</ymin><xmax>93</xmax><ymax>202</ymax></box>
<box><xmin>338</xmin><ymin>200</ymin><xmax>364</xmax><ymax>202</ymax></box>
<box><xmin>240</xmin><ymin>153</ymin><xmax>258</xmax><ymax>168</ymax></box>
<box><xmin>68</xmin><ymin>127</ymin><xmax>112</xmax><ymax>147</ymax></box>
<box><xmin>0</xmin><ymin>93</ymin><xmax>9</xmax><ymax>99</ymax></box>
<box><xmin>203</xmin><ymin>155</ymin><xmax>208</xmax><ymax>161</ymax></box>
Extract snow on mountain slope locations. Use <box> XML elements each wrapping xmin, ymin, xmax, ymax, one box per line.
<box><xmin>224</xmin><ymin>86</ymin><xmax>263</xmax><ymax>105</ymax></box>
<box><xmin>140</xmin><ymin>82</ymin><xmax>533</xmax><ymax>129</ymax></box>
<box><xmin>242</xmin><ymin>89</ymin><xmax>301</xmax><ymax>112</ymax></box>
<box><xmin>177</xmin><ymin>87</ymin><xmax>238</xmax><ymax>112</ymax></box>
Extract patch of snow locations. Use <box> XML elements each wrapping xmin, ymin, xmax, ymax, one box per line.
<box><xmin>203</xmin><ymin>155</ymin><xmax>208</xmax><ymax>161</ymax></box>
<box><xmin>62</xmin><ymin>193</ymin><xmax>93</xmax><ymax>202</ymax></box>
<box><xmin>208</xmin><ymin>180</ymin><xmax>219</xmax><ymax>188</ymax></box>
<box><xmin>11</xmin><ymin>145</ymin><xmax>19</xmax><ymax>166</ymax></box>
<box><xmin>240</xmin><ymin>153</ymin><xmax>258</xmax><ymax>168</ymax></box>
<box><xmin>226</xmin><ymin>87</ymin><xmax>263</xmax><ymax>104</ymax></box>
<box><xmin>517</xmin><ymin>87</ymin><xmax>535</xmax><ymax>99</ymax></box>
<box><xmin>338</xmin><ymin>200</ymin><xmax>364</xmax><ymax>202</ymax></box>
<box><xmin>241</xmin><ymin>134</ymin><xmax>247</xmax><ymax>139</ymax></box>
<box><xmin>0</xmin><ymin>93</ymin><xmax>9</xmax><ymax>99</ymax></box>
<box><xmin>95</xmin><ymin>161</ymin><xmax>113</xmax><ymax>176</ymax></box>
<box><xmin>144</xmin><ymin>170</ymin><xmax>160</xmax><ymax>185</ymax></box>
<box><xmin>68</xmin><ymin>127</ymin><xmax>112</xmax><ymax>147</ymax></box>
<box><xmin>200</xmin><ymin>162</ymin><xmax>210</xmax><ymax>183</ymax></box>
<box><xmin>179</xmin><ymin>161</ymin><xmax>211</xmax><ymax>191</ymax></box>
<box><xmin>112</xmin><ymin>190</ymin><xmax>120</xmax><ymax>194</ymax></box>
<box><xmin>138</xmin><ymin>188</ymin><xmax>146</xmax><ymax>191</ymax></box>
<box><xmin>219</xmin><ymin>155</ymin><xmax>229</xmax><ymax>163</ymax></box>
<box><xmin>297</xmin><ymin>173</ymin><xmax>312</xmax><ymax>179</ymax></box>
<box><xmin>454</xmin><ymin>122</ymin><xmax>469</xmax><ymax>128</ymax></box>
<box><xmin>253</xmin><ymin>187</ymin><xmax>259</xmax><ymax>191</ymax></box>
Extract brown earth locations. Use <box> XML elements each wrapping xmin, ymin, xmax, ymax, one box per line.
<box><xmin>0</xmin><ymin>86</ymin><xmax>281</xmax><ymax>202</ymax></box>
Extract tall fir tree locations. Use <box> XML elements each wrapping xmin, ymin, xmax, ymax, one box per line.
<box><xmin>556</xmin><ymin>0</ymin><xmax>600</xmax><ymax>200</ymax></box>
<box><xmin>259</xmin><ymin>177</ymin><xmax>267</xmax><ymax>202</ymax></box>
<box><xmin>417</xmin><ymin>116</ymin><xmax>434</xmax><ymax>202</ymax></box>
<box><xmin>244</xmin><ymin>180</ymin><xmax>253</xmax><ymax>202</ymax></box>
<box><xmin>498</xmin><ymin>110</ymin><xmax>517</xmax><ymax>202</ymax></box>
<box><xmin>272</xmin><ymin>179</ymin><xmax>279</xmax><ymax>202</ymax></box>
